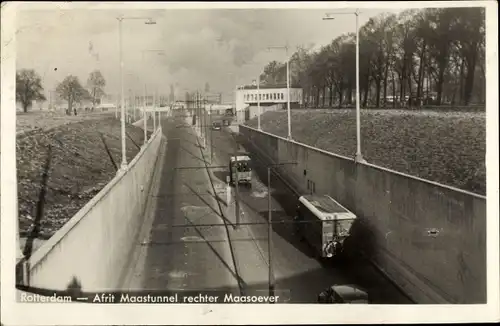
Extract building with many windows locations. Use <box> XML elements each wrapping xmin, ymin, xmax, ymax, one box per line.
<box><xmin>234</xmin><ymin>84</ymin><xmax>303</xmax><ymax>122</ymax></box>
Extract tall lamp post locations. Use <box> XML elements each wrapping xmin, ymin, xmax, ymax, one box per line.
<box><xmin>268</xmin><ymin>44</ymin><xmax>292</xmax><ymax>140</ymax></box>
<box><xmin>117</xmin><ymin>15</ymin><xmax>156</xmax><ymax>169</ymax></box>
<box><xmin>126</xmin><ymin>72</ymin><xmax>140</xmax><ymax>121</ymax></box>
<box><xmin>141</xmin><ymin>49</ymin><xmax>165</xmax><ymax>143</ymax></box>
<box><xmin>323</xmin><ymin>10</ymin><xmax>365</xmax><ymax>162</ymax></box>
<box><xmin>257</xmin><ymin>76</ymin><xmax>261</xmax><ymax>130</ymax></box>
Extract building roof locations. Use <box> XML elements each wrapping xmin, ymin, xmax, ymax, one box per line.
<box><xmin>299</xmin><ymin>194</ymin><xmax>356</xmax><ymax>220</ymax></box>
<box><xmin>302</xmin><ymin>195</ymin><xmax>347</xmax><ymax>214</ymax></box>
<box><xmin>230</xmin><ymin>155</ymin><xmax>251</xmax><ymax>162</ymax></box>
<box><xmin>237</xmin><ymin>84</ymin><xmax>302</xmax><ymax>90</ymax></box>
<box><xmin>97</xmin><ymin>103</ymin><xmax>117</xmax><ymax>108</ymax></box>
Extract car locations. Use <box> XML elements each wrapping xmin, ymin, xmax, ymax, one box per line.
<box><xmin>317</xmin><ymin>284</ymin><xmax>370</xmax><ymax>304</ymax></box>
<box><xmin>212</xmin><ymin>122</ymin><xmax>222</xmax><ymax>130</ymax></box>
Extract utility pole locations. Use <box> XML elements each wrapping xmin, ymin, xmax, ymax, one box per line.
<box><xmin>210</xmin><ymin>103</ymin><xmax>214</xmax><ymax>164</ymax></box>
<box><xmin>267</xmin><ymin>166</ymin><xmax>274</xmax><ymax>297</ymax></box>
<box><xmin>203</xmin><ymin>96</ymin><xmax>207</xmax><ymax>149</ymax></box>
<box><xmin>265</xmin><ymin>161</ymin><xmax>297</xmax><ymax>298</ymax></box>
<box><xmin>323</xmin><ymin>10</ymin><xmax>364</xmax><ymax>162</ymax></box>
<box><xmin>143</xmin><ymin>83</ymin><xmax>147</xmax><ymax>144</ymax></box>
<box><xmin>128</xmin><ymin>88</ymin><xmax>132</xmax><ymax>123</ymax></box>
<box><xmin>132</xmin><ymin>89</ymin><xmax>136</xmax><ymax>121</ymax></box>
<box><xmin>257</xmin><ymin>76</ymin><xmax>261</xmax><ymax>130</ymax></box>
<box><xmin>153</xmin><ymin>89</ymin><xmax>156</xmax><ymax>131</ymax></box>
<box><xmin>267</xmin><ymin>44</ymin><xmax>292</xmax><ymax>140</ymax></box>
<box><xmin>234</xmin><ymin>155</ymin><xmax>241</xmax><ymax>229</ymax></box>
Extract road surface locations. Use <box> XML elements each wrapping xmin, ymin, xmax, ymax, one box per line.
<box><xmin>205</xmin><ymin>113</ymin><xmax>413</xmax><ymax>304</ymax></box>
<box><xmin>122</xmin><ymin>110</ymin><xmax>412</xmax><ymax>304</ymax></box>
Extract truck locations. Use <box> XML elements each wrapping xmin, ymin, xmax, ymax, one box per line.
<box><xmin>295</xmin><ymin>194</ymin><xmax>356</xmax><ymax>261</ymax></box>
<box><xmin>229</xmin><ymin>154</ymin><xmax>252</xmax><ymax>187</ymax></box>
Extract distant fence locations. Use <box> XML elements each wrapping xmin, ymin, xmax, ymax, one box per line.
<box><xmin>239</xmin><ymin>124</ymin><xmax>486</xmax><ymax>304</ymax></box>
<box><xmin>16</xmin><ymin>127</ymin><xmax>164</xmax><ymax>292</ymax></box>
<box><xmin>300</xmin><ymin>105</ymin><xmax>486</xmax><ymax>112</ymax></box>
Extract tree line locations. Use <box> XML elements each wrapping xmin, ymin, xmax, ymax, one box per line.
<box><xmin>259</xmin><ymin>7</ymin><xmax>485</xmax><ymax>108</ymax></box>
<box><xmin>16</xmin><ymin>69</ymin><xmax>106</xmax><ymax>113</ymax></box>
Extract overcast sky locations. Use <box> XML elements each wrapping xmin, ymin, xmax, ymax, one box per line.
<box><xmin>16</xmin><ymin>3</ymin><xmax>405</xmax><ymax>101</ymax></box>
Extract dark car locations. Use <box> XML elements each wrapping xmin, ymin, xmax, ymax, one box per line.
<box><xmin>212</xmin><ymin>122</ymin><xmax>222</xmax><ymax>130</ymax></box>
<box><xmin>318</xmin><ymin>284</ymin><xmax>370</xmax><ymax>304</ymax></box>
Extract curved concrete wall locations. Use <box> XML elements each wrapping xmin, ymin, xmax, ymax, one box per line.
<box><xmin>16</xmin><ymin>128</ymin><xmax>163</xmax><ymax>292</ymax></box>
<box><xmin>240</xmin><ymin>124</ymin><xmax>486</xmax><ymax>304</ymax></box>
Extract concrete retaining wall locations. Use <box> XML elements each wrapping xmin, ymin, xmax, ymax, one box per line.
<box><xmin>16</xmin><ymin>127</ymin><xmax>163</xmax><ymax>292</ymax></box>
<box><xmin>239</xmin><ymin>124</ymin><xmax>486</xmax><ymax>304</ymax></box>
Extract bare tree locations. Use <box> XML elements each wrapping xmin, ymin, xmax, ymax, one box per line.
<box><xmin>16</xmin><ymin>69</ymin><xmax>46</xmax><ymax>112</ymax></box>
<box><xmin>258</xmin><ymin>7</ymin><xmax>485</xmax><ymax>109</ymax></box>
<box><xmin>56</xmin><ymin>76</ymin><xmax>91</xmax><ymax>114</ymax></box>
<box><xmin>86</xmin><ymin>70</ymin><xmax>106</xmax><ymax>108</ymax></box>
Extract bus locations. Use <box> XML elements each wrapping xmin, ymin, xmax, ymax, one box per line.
<box><xmin>229</xmin><ymin>155</ymin><xmax>252</xmax><ymax>187</ymax></box>
<box><xmin>295</xmin><ymin>194</ymin><xmax>356</xmax><ymax>260</ymax></box>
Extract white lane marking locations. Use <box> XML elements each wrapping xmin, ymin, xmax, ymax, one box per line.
<box><xmin>251</xmin><ymin>190</ymin><xmax>268</xmax><ymax>198</ymax></box>
<box><xmin>180</xmin><ymin>236</ymin><xmax>205</xmax><ymax>242</ymax></box>
<box><xmin>168</xmin><ymin>270</ymin><xmax>191</xmax><ymax>279</ymax></box>
<box><xmin>180</xmin><ymin>205</ymin><xmax>211</xmax><ymax>214</ymax></box>
<box><xmin>213</xmin><ymin>182</ymin><xmax>227</xmax><ymax>193</ymax></box>
<box><xmin>252</xmin><ymin>175</ymin><xmax>274</xmax><ymax>192</ymax></box>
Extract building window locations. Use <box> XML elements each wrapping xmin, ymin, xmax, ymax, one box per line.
<box><xmin>273</xmin><ymin>93</ymin><xmax>276</xmax><ymax>100</ymax></box>
<box><xmin>281</xmin><ymin>93</ymin><xmax>284</xmax><ymax>100</ymax></box>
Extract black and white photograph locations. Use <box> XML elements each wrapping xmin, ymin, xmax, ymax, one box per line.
<box><xmin>1</xmin><ymin>1</ymin><xmax>498</xmax><ymax>325</ymax></box>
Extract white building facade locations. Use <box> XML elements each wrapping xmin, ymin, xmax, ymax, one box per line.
<box><xmin>234</xmin><ymin>85</ymin><xmax>303</xmax><ymax>122</ymax></box>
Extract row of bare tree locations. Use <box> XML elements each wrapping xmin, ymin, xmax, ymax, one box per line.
<box><xmin>16</xmin><ymin>69</ymin><xmax>106</xmax><ymax>113</ymax></box>
<box><xmin>259</xmin><ymin>7</ymin><xmax>485</xmax><ymax>108</ymax></box>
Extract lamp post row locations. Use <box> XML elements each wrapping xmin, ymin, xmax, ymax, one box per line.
<box><xmin>323</xmin><ymin>10</ymin><xmax>364</xmax><ymax>162</ymax></box>
<box><xmin>117</xmin><ymin>15</ymin><xmax>160</xmax><ymax>171</ymax></box>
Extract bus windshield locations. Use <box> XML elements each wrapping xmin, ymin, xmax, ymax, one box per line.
<box><xmin>234</xmin><ymin>161</ymin><xmax>251</xmax><ymax>172</ymax></box>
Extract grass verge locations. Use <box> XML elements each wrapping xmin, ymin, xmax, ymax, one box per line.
<box><xmin>245</xmin><ymin>109</ymin><xmax>485</xmax><ymax>195</ymax></box>
<box><xmin>17</xmin><ymin>115</ymin><xmax>153</xmax><ymax>247</ymax></box>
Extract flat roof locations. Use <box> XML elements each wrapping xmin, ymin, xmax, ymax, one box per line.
<box><xmin>302</xmin><ymin>195</ymin><xmax>348</xmax><ymax>214</ymax></box>
<box><xmin>230</xmin><ymin>155</ymin><xmax>251</xmax><ymax>162</ymax></box>
<box><xmin>331</xmin><ymin>284</ymin><xmax>369</xmax><ymax>301</ymax></box>
<box><xmin>237</xmin><ymin>85</ymin><xmax>302</xmax><ymax>90</ymax></box>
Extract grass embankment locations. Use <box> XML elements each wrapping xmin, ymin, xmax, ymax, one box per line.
<box><xmin>246</xmin><ymin>109</ymin><xmax>485</xmax><ymax>195</ymax></box>
<box><xmin>16</xmin><ymin>110</ymin><xmax>115</xmax><ymax>134</ymax></box>
<box><xmin>17</xmin><ymin>114</ymin><xmax>153</xmax><ymax>244</ymax></box>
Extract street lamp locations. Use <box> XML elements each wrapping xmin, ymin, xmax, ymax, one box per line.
<box><xmin>126</xmin><ymin>72</ymin><xmax>140</xmax><ymax>121</ymax></box>
<box><xmin>141</xmin><ymin>49</ymin><xmax>164</xmax><ymax>144</ymax></box>
<box><xmin>268</xmin><ymin>44</ymin><xmax>292</xmax><ymax>140</ymax></box>
<box><xmin>323</xmin><ymin>10</ymin><xmax>365</xmax><ymax>163</ymax></box>
<box><xmin>252</xmin><ymin>77</ymin><xmax>261</xmax><ymax>130</ymax></box>
<box><xmin>117</xmin><ymin>15</ymin><xmax>156</xmax><ymax>169</ymax></box>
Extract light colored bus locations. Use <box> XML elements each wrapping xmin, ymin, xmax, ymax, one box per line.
<box><xmin>295</xmin><ymin>194</ymin><xmax>356</xmax><ymax>260</ymax></box>
<box><xmin>229</xmin><ymin>155</ymin><xmax>252</xmax><ymax>187</ymax></box>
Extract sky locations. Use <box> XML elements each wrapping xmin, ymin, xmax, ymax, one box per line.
<box><xmin>15</xmin><ymin>3</ymin><xmax>405</xmax><ymax>102</ymax></box>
